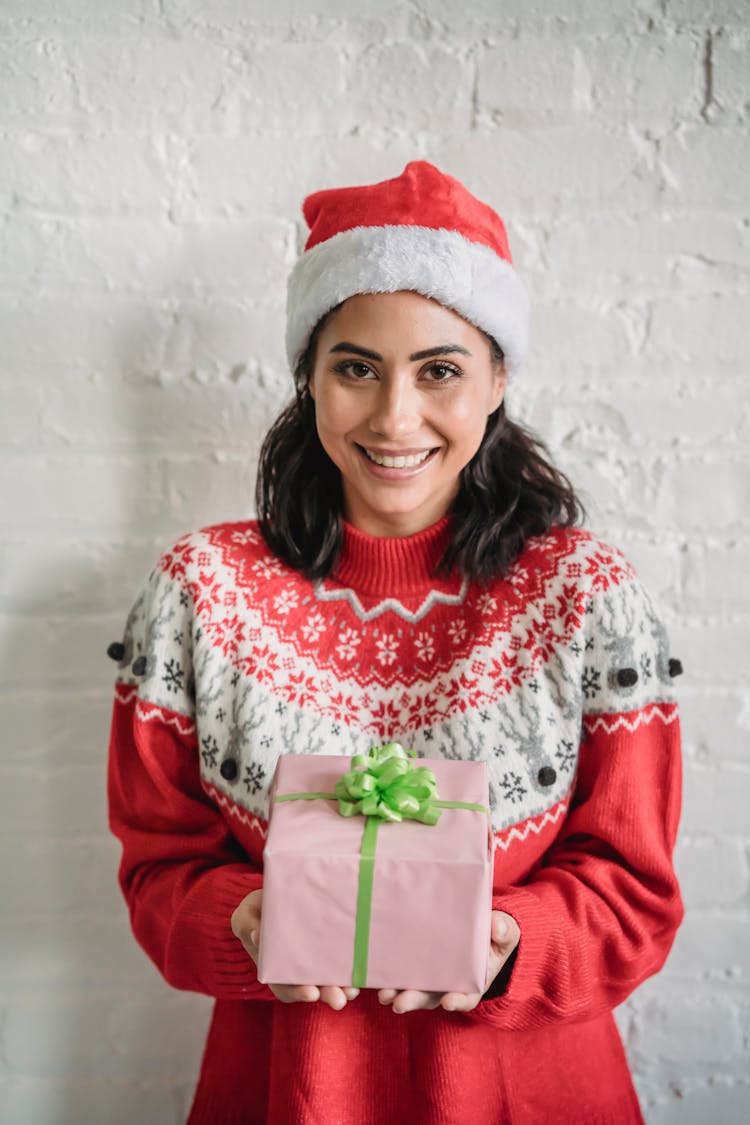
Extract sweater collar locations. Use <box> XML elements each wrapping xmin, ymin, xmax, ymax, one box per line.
<box><xmin>334</xmin><ymin>517</ymin><xmax>454</xmax><ymax>598</ymax></box>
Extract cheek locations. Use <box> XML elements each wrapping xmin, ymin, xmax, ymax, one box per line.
<box><xmin>442</xmin><ymin>389</ymin><xmax>494</xmax><ymax>437</ymax></box>
<box><xmin>313</xmin><ymin>388</ymin><xmax>355</xmax><ymax>442</ymax></box>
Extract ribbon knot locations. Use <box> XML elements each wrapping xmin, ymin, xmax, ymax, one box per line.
<box><xmin>333</xmin><ymin>742</ymin><xmax>442</xmax><ymax>826</ymax></box>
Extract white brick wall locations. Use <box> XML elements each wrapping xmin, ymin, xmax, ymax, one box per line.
<box><xmin>1</xmin><ymin>1</ymin><xmax>748</xmax><ymax>1121</ymax></box>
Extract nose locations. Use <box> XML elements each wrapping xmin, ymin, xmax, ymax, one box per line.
<box><xmin>367</xmin><ymin>374</ymin><xmax>421</xmax><ymax>439</ymax></box>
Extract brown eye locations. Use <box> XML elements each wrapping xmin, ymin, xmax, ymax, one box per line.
<box><xmin>335</xmin><ymin>361</ymin><xmax>375</xmax><ymax>380</ymax></box>
<box><xmin>426</xmin><ymin>362</ymin><xmax>460</xmax><ymax>382</ymax></box>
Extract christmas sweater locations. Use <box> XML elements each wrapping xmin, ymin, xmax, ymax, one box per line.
<box><xmin>107</xmin><ymin>516</ymin><xmax>683</xmax><ymax>1125</ymax></box>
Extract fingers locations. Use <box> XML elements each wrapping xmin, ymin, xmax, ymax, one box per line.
<box><xmin>319</xmin><ymin>985</ymin><xmax>358</xmax><ymax>1011</ymax></box>
<box><xmin>232</xmin><ymin>921</ymin><xmax>260</xmax><ymax>965</ymax></box>
<box><xmin>270</xmin><ymin>983</ymin><xmax>321</xmax><ymax>1004</ymax></box>
<box><xmin>319</xmin><ymin>986</ymin><xmax>344</xmax><ymax>1010</ymax></box>
<box><xmin>389</xmin><ymin>989</ymin><xmax>443</xmax><ymax>1014</ymax></box>
<box><xmin>272</xmin><ymin>983</ymin><xmax>479</xmax><ymax>1013</ymax></box>
<box><xmin>378</xmin><ymin>987</ymin><xmax>481</xmax><ymax>1014</ymax></box>
<box><xmin>440</xmin><ymin>991</ymin><xmax>481</xmax><ymax>1013</ymax></box>
<box><xmin>230</xmin><ymin>889</ymin><xmax>264</xmax><ymax>965</ymax></box>
<box><xmin>270</xmin><ymin>983</ymin><xmax>359</xmax><ymax>1007</ymax></box>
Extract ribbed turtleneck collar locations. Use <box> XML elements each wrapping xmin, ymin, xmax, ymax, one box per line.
<box><xmin>333</xmin><ymin>517</ymin><xmax>454</xmax><ymax>598</ymax></box>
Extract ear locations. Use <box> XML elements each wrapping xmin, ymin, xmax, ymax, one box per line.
<box><xmin>307</xmin><ymin>371</ymin><xmax>316</xmax><ymax>401</ymax></box>
<box><xmin>489</xmin><ymin>364</ymin><xmax>507</xmax><ymax>415</ymax></box>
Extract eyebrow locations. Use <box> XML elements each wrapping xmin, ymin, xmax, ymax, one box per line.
<box><xmin>328</xmin><ymin>342</ymin><xmax>472</xmax><ymax>362</ymax></box>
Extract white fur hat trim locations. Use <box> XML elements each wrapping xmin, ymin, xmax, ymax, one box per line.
<box><xmin>285</xmin><ymin>224</ymin><xmax>530</xmax><ymax>376</ymax></box>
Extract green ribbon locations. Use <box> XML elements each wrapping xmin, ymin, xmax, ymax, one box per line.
<box><xmin>275</xmin><ymin>743</ymin><xmax>486</xmax><ymax>987</ymax></box>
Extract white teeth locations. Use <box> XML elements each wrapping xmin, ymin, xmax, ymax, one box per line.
<box><xmin>364</xmin><ymin>448</ymin><xmax>433</xmax><ymax>468</ymax></box>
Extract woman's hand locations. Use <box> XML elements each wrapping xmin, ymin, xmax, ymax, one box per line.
<box><xmin>377</xmin><ymin>910</ymin><xmax>520</xmax><ymax>1014</ymax></box>
<box><xmin>231</xmin><ymin>888</ymin><xmax>360</xmax><ymax>1010</ymax></box>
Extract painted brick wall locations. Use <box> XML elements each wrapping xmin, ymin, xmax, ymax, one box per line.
<box><xmin>1</xmin><ymin>1</ymin><xmax>748</xmax><ymax>1121</ymax></box>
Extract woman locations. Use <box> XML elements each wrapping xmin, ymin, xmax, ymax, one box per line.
<box><xmin>107</xmin><ymin>161</ymin><xmax>684</xmax><ymax>1123</ymax></box>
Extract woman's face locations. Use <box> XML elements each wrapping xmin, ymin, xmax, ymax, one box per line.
<box><xmin>308</xmin><ymin>291</ymin><xmax>506</xmax><ymax>538</ymax></box>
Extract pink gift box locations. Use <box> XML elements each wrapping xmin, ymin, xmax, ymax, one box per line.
<box><xmin>257</xmin><ymin>753</ymin><xmax>494</xmax><ymax>993</ymax></box>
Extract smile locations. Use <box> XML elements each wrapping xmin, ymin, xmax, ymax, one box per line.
<box><xmin>362</xmin><ymin>447</ymin><xmax>435</xmax><ymax>468</ymax></box>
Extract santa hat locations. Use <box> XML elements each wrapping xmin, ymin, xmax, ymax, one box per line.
<box><xmin>285</xmin><ymin>160</ymin><xmax>530</xmax><ymax>376</ymax></box>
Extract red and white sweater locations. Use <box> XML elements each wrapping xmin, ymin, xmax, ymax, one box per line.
<box><xmin>107</xmin><ymin>517</ymin><xmax>683</xmax><ymax>1125</ymax></box>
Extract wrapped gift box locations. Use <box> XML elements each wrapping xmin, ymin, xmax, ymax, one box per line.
<box><xmin>257</xmin><ymin>751</ymin><xmax>493</xmax><ymax>993</ymax></box>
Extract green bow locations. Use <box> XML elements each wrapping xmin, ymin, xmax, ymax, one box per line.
<box><xmin>333</xmin><ymin>742</ymin><xmax>442</xmax><ymax>826</ymax></box>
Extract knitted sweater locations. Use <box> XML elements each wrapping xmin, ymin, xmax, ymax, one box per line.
<box><xmin>107</xmin><ymin>517</ymin><xmax>684</xmax><ymax>1125</ymax></box>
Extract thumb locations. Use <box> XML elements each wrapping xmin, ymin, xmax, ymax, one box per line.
<box><xmin>491</xmin><ymin>913</ymin><xmax>508</xmax><ymax>944</ymax></box>
<box><xmin>491</xmin><ymin>910</ymin><xmax>519</xmax><ymax>950</ymax></box>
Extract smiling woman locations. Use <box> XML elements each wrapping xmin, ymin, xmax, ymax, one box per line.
<box><xmin>107</xmin><ymin>161</ymin><xmax>684</xmax><ymax>1125</ymax></box>
<box><xmin>308</xmin><ymin>292</ymin><xmax>506</xmax><ymax>537</ymax></box>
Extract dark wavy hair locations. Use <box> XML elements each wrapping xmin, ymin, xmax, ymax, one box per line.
<box><xmin>256</xmin><ymin>306</ymin><xmax>584</xmax><ymax>584</ymax></box>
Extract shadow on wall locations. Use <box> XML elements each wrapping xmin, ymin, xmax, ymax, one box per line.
<box><xmin>0</xmin><ymin>304</ymin><xmax>262</xmax><ymax>1123</ymax></box>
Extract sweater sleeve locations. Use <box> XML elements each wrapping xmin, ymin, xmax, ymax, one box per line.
<box><xmin>473</xmin><ymin>573</ymin><xmax>684</xmax><ymax>1030</ymax></box>
<box><xmin>107</xmin><ymin>560</ymin><xmax>273</xmax><ymax>1002</ymax></box>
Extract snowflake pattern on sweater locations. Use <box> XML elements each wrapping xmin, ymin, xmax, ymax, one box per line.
<box><xmin>112</xmin><ymin>518</ymin><xmax>679</xmax><ymax>839</ymax></box>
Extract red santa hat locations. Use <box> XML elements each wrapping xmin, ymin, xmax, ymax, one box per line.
<box><xmin>286</xmin><ymin>160</ymin><xmax>530</xmax><ymax>376</ymax></box>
